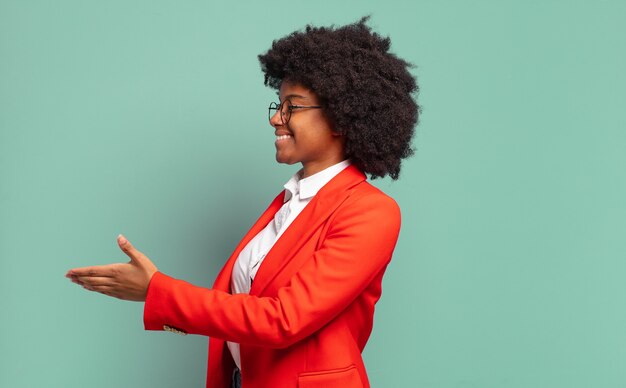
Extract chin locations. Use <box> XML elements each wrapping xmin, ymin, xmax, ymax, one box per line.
<box><xmin>275</xmin><ymin>153</ymin><xmax>296</xmax><ymax>165</ymax></box>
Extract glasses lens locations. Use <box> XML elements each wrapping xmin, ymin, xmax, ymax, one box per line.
<box><xmin>281</xmin><ymin>100</ymin><xmax>292</xmax><ymax>125</ymax></box>
<box><xmin>268</xmin><ymin>102</ymin><xmax>279</xmax><ymax>123</ymax></box>
<box><xmin>269</xmin><ymin>100</ymin><xmax>292</xmax><ymax>125</ymax></box>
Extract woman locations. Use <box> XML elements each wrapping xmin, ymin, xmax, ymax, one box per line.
<box><xmin>66</xmin><ymin>16</ymin><xmax>419</xmax><ymax>388</ymax></box>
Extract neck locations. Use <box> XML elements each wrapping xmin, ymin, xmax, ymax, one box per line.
<box><xmin>301</xmin><ymin>156</ymin><xmax>346</xmax><ymax>179</ymax></box>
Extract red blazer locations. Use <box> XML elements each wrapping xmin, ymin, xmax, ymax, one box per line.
<box><xmin>144</xmin><ymin>165</ymin><xmax>401</xmax><ymax>388</ymax></box>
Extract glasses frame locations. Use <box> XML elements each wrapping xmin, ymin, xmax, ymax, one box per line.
<box><xmin>268</xmin><ymin>100</ymin><xmax>322</xmax><ymax>125</ymax></box>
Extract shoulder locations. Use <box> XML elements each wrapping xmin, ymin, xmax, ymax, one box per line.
<box><xmin>349</xmin><ymin>181</ymin><xmax>400</xmax><ymax>213</ymax></box>
<box><xmin>331</xmin><ymin>180</ymin><xmax>401</xmax><ymax>230</ymax></box>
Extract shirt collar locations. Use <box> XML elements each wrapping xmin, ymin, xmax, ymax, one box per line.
<box><xmin>283</xmin><ymin>159</ymin><xmax>351</xmax><ymax>202</ymax></box>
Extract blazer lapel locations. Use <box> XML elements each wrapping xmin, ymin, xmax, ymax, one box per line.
<box><xmin>211</xmin><ymin>191</ymin><xmax>285</xmax><ymax>292</ymax></box>
<box><xmin>250</xmin><ymin>165</ymin><xmax>366</xmax><ymax>296</ymax></box>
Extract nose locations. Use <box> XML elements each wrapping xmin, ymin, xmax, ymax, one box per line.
<box><xmin>269</xmin><ymin>109</ymin><xmax>284</xmax><ymax>127</ymax></box>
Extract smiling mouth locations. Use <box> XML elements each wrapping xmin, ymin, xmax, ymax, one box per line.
<box><xmin>275</xmin><ymin>134</ymin><xmax>293</xmax><ymax>141</ymax></box>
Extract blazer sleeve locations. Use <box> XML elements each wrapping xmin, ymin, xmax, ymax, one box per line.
<box><xmin>143</xmin><ymin>192</ymin><xmax>401</xmax><ymax>349</ymax></box>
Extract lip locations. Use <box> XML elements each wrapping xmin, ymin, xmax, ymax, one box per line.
<box><xmin>274</xmin><ymin>131</ymin><xmax>293</xmax><ymax>136</ymax></box>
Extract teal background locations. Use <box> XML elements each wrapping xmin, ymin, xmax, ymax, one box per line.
<box><xmin>1</xmin><ymin>0</ymin><xmax>625</xmax><ymax>387</ymax></box>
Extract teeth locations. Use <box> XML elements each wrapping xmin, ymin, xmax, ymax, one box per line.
<box><xmin>276</xmin><ymin>135</ymin><xmax>292</xmax><ymax>141</ymax></box>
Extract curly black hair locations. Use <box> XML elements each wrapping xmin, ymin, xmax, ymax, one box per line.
<box><xmin>258</xmin><ymin>16</ymin><xmax>419</xmax><ymax>180</ymax></box>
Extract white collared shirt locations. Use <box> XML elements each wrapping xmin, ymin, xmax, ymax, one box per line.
<box><xmin>227</xmin><ymin>159</ymin><xmax>351</xmax><ymax>369</ymax></box>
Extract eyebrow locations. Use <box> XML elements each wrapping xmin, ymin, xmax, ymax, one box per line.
<box><xmin>280</xmin><ymin>93</ymin><xmax>309</xmax><ymax>102</ymax></box>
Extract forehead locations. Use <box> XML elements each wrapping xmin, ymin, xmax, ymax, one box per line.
<box><xmin>278</xmin><ymin>81</ymin><xmax>318</xmax><ymax>101</ymax></box>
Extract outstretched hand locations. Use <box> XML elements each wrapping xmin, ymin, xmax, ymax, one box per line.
<box><xmin>66</xmin><ymin>235</ymin><xmax>158</xmax><ymax>301</ymax></box>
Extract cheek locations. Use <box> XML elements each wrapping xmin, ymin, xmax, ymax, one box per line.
<box><xmin>289</xmin><ymin>115</ymin><xmax>336</xmax><ymax>146</ymax></box>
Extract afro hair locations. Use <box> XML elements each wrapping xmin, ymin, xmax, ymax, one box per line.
<box><xmin>258</xmin><ymin>16</ymin><xmax>420</xmax><ymax>180</ymax></box>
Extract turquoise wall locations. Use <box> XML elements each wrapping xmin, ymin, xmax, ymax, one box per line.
<box><xmin>1</xmin><ymin>1</ymin><xmax>625</xmax><ymax>387</ymax></box>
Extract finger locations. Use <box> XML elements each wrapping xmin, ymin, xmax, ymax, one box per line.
<box><xmin>67</xmin><ymin>275</ymin><xmax>84</xmax><ymax>286</ymax></box>
<box><xmin>77</xmin><ymin>276</ymin><xmax>116</xmax><ymax>287</ymax></box>
<box><xmin>85</xmin><ymin>285</ymin><xmax>117</xmax><ymax>298</ymax></box>
<box><xmin>89</xmin><ymin>284</ymin><xmax>114</xmax><ymax>293</ymax></box>
<box><xmin>117</xmin><ymin>234</ymin><xmax>146</xmax><ymax>264</ymax></box>
<box><xmin>67</xmin><ymin>264</ymin><xmax>118</xmax><ymax>278</ymax></box>
<box><xmin>94</xmin><ymin>288</ymin><xmax>121</xmax><ymax>299</ymax></box>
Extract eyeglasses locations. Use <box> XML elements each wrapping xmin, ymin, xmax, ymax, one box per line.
<box><xmin>268</xmin><ymin>100</ymin><xmax>322</xmax><ymax>125</ymax></box>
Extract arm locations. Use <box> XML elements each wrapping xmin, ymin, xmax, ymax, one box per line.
<box><xmin>144</xmin><ymin>194</ymin><xmax>401</xmax><ymax>348</ymax></box>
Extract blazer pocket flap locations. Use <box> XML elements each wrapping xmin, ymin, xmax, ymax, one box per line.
<box><xmin>298</xmin><ymin>364</ymin><xmax>363</xmax><ymax>388</ymax></box>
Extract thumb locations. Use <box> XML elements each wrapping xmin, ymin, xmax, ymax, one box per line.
<box><xmin>117</xmin><ymin>234</ymin><xmax>146</xmax><ymax>264</ymax></box>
